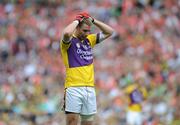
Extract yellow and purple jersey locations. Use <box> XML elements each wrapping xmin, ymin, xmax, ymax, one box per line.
<box><xmin>60</xmin><ymin>33</ymin><xmax>100</xmax><ymax>88</ymax></box>
<box><xmin>125</xmin><ymin>84</ymin><xmax>147</xmax><ymax>112</ymax></box>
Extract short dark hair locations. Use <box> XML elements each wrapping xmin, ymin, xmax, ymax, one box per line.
<box><xmin>77</xmin><ymin>19</ymin><xmax>91</xmax><ymax>28</ymax></box>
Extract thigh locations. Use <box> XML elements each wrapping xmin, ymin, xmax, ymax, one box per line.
<box><xmin>66</xmin><ymin>113</ymin><xmax>79</xmax><ymax>125</ymax></box>
<box><xmin>65</xmin><ymin>87</ymin><xmax>83</xmax><ymax>113</ymax></box>
<box><xmin>126</xmin><ymin>111</ymin><xmax>135</xmax><ymax>125</ymax></box>
<box><xmin>81</xmin><ymin>87</ymin><xmax>97</xmax><ymax>115</ymax></box>
<box><xmin>126</xmin><ymin>111</ymin><xmax>143</xmax><ymax>125</ymax></box>
<box><xmin>81</xmin><ymin>121</ymin><xmax>94</xmax><ymax>125</ymax></box>
<box><xmin>135</xmin><ymin>112</ymin><xmax>143</xmax><ymax>125</ymax></box>
<box><xmin>81</xmin><ymin>114</ymin><xmax>95</xmax><ymax>125</ymax></box>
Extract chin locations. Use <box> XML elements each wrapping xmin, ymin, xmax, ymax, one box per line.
<box><xmin>81</xmin><ymin>37</ymin><xmax>86</xmax><ymax>40</ymax></box>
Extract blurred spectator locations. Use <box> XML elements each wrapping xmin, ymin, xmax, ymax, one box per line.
<box><xmin>123</xmin><ymin>77</ymin><xmax>148</xmax><ymax>125</ymax></box>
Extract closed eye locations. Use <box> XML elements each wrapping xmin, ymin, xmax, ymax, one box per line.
<box><xmin>83</xmin><ymin>30</ymin><xmax>90</xmax><ymax>32</ymax></box>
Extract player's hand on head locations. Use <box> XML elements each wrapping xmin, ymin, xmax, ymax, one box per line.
<box><xmin>80</xmin><ymin>12</ymin><xmax>94</xmax><ymax>24</ymax></box>
<box><xmin>75</xmin><ymin>13</ymin><xmax>85</xmax><ymax>23</ymax></box>
<box><xmin>80</xmin><ymin>12</ymin><xmax>90</xmax><ymax>18</ymax></box>
<box><xmin>75</xmin><ymin>12</ymin><xmax>94</xmax><ymax>25</ymax></box>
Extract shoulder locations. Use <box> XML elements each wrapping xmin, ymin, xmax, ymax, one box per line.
<box><xmin>87</xmin><ymin>34</ymin><xmax>97</xmax><ymax>40</ymax></box>
<box><xmin>125</xmin><ymin>84</ymin><xmax>137</xmax><ymax>93</ymax></box>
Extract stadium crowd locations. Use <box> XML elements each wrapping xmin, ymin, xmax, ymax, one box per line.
<box><xmin>0</xmin><ymin>0</ymin><xmax>180</xmax><ymax>125</ymax></box>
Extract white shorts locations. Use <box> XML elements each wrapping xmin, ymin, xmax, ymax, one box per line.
<box><xmin>64</xmin><ymin>87</ymin><xmax>97</xmax><ymax>115</ymax></box>
<box><xmin>126</xmin><ymin>110</ymin><xmax>143</xmax><ymax>125</ymax></box>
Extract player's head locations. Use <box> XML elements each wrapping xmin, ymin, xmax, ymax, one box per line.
<box><xmin>76</xmin><ymin>18</ymin><xmax>92</xmax><ymax>40</ymax></box>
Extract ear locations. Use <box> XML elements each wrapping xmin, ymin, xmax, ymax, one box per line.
<box><xmin>76</xmin><ymin>26</ymin><xmax>81</xmax><ymax>32</ymax></box>
<box><xmin>82</xmin><ymin>18</ymin><xmax>92</xmax><ymax>26</ymax></box>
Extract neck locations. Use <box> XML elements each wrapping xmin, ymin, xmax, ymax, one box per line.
<box><xmin>74</xmin><ymin>30</ymin><xmax>83</xmax><ymax>40</ymax></box>
<box><xmin>74</xmin><ymin>30</ymin><xmax>79</xmax><ymax>37</ymax></box>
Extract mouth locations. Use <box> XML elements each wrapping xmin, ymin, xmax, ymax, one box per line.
<box><xmin>78</xmin><ymin>36</ymin><xmax>85</xmax><ymax>41</ymax></box>
<box><xmin>81</xmin><ymin>35</ymin><xmax>86</xmax><ymax>39</ymax></box>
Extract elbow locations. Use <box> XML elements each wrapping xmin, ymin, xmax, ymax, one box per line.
<box><xmin>106</xmin><ymin>29</ymin><xmax>115</xmax><ymax>37</ymax></box>
<box><xmin>109</xmin><ymin>28</ymin><xmax>115</xmax><ymax>36</ymax></box>
<box><xmin>62</xmin><ymin>31</ymin><xmax>71</xmax><ymax>39</ymax></box>
<box><xmin>107</xmin><ymin>28</ymin><xmax>115</xmax><ymax>36</ymax></box>
<box><xmin>62</xmin><ymin>31</ymin><xmax>72</xmax><ymax>41</ymax></box>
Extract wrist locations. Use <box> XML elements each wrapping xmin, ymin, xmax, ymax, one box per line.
<box><xmin>73</xmin><ymin>20</ymin><xmax>79</xmax><ymax>24</ymax></box>
<box><xmin>91</xmin><ymin>18</ymin><xmax>94</xmax><ymax>24</ymax></box>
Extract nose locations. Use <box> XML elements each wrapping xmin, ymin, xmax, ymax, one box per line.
<box><xmin>85</xmin><ymin>33</ymin><xmax>89</xmax><ymax>37</ymax></box>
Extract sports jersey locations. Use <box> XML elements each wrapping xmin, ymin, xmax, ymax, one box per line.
<box><xmin>125</xmin><ymin>84</ymin><xmax>147</xmax><ymax>112</ymax></box>
<box><xmin>60</xmin><ymin>33</ymin><xmax>100</xmax><ymax>88</ymax></box>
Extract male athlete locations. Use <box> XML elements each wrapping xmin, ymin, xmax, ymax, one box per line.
<box><xmin>124</xmin><ymin>79</ymin><xmax>148</xmax><ymax>125</ymax></box>
<box><xmin>60</xmin><ymin>12</ymin><xmax>114</xmax><ymax>125</ymax></box>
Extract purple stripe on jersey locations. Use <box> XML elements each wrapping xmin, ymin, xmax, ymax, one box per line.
<box><xmin>67</xmin><ymin>37</ymin><xmax>93</xmax><ymax>68</ymax></box>
<box><xmin>129</xmin><ymin>89</ymin><xmax>143</xmax><ymax>104</ymax></box>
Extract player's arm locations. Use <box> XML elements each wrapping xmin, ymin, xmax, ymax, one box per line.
<box><xmin>93</xmin><ymin>19</ymin><xmax>114</xmax><ymax>41</ymax></box>
<box><xmin>62</xmin><ymin>20</ymin><xmax>79</xmax><ymax>43</ymax></box>
<box><xmin>61</xmin><ymin>12</ymin><xmax>89</xmax><ymax>43</ymax></box>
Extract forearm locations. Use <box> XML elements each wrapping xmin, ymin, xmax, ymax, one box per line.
<box><xmin>62</xmin><ymin>20</ymin><xmax>79</xmax><ymax>41</ymax></box>
<box><xmin>93</xmin><ymin>19</ymin><xmax>114</xmax><ymax>36</ymax></box>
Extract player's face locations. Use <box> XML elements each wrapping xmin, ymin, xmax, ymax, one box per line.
<box><xmin>78</xmin><ymin>23</ymin><xmax>91</xmax><ymax>40</ymax></box>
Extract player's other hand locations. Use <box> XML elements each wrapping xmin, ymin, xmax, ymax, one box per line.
<box><xmin>75</xmin><ymin>12</ymin><xmax>94</xmax><ymax>24</ymax></box>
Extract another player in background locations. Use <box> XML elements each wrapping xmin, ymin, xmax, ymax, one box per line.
<box><xmin>124</xmin><ymin>78</ymin><xmax>148</xmax><ymax>125</ymax></box>
<box><xmin>60</xmin><ymin>12</ymin><xmax>114</xmax><ymax>125</ymax></box>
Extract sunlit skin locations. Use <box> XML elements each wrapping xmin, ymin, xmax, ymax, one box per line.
<box><xmin>61</xmin><ymin>12</ymin><xmax>114</xmax><ymax>125</ymax></box>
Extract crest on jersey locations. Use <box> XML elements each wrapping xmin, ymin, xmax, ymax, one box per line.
<box><xmin>76</xmin><ymin>43</ymin><xmax>80</xmax><ymax>48</ymax></box>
